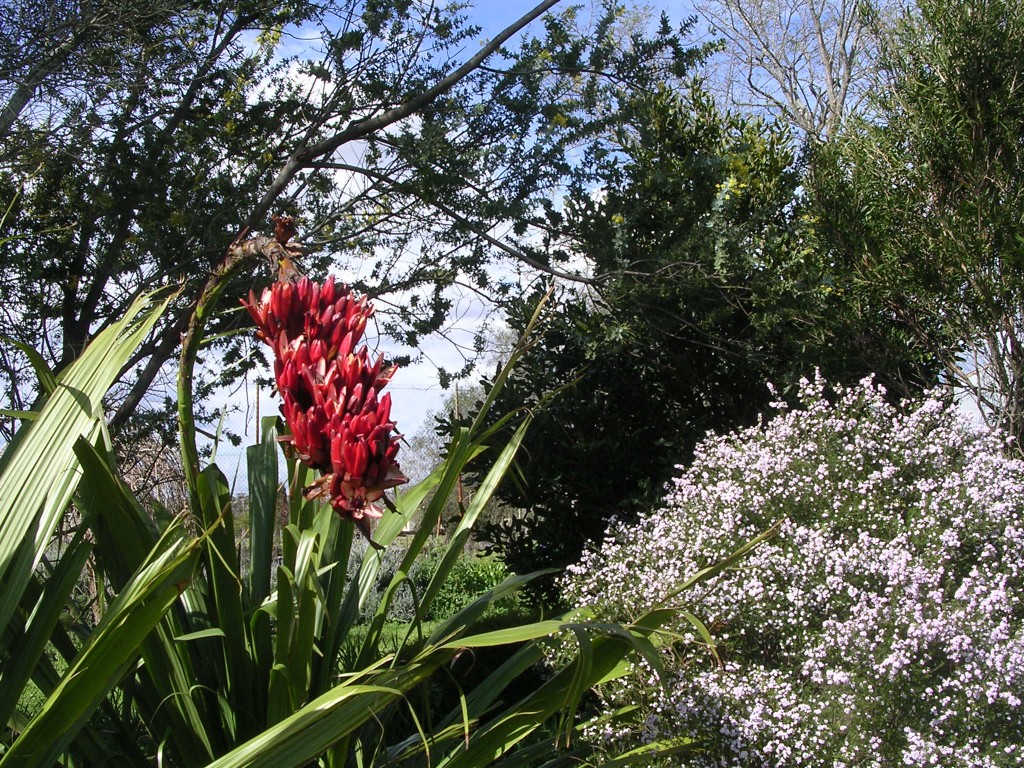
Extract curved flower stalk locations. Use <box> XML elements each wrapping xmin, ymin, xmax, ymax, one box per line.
<box><xmin>243</xmin><ymin>276</ymin><xmax>407</xmax><ymax>528</ymax></box>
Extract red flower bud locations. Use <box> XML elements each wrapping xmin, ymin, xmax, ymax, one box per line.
<box><xmin>242</xmin><ymin>277</ymin><xmax>407</xmax><ymax>522</ymax></box>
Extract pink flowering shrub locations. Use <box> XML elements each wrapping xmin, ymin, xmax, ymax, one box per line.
<box><xmin>564</xmin><ymin>374</ymin><xmax>1024</xmax><ymax>767</ymax></box>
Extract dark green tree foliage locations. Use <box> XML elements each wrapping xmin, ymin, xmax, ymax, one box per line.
<box><xmin>807</xmin><ymin>0</ymin><xmax>1024</xmax><ymax>440</ymax></box>
<box><xmin>466</xmin><ymin>86</ymin><xmax>940</xmax><ymax>589</ymax></box>
<box><xmin>0</xmin><ymin>0</ymin><xmax>692</xmax><ymax>445</ymax></box>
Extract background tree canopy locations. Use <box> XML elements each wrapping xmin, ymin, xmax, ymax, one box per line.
<box><xmin>0</xmin><ymin>0</ymin><xmax>692</xmax><ymax>447</ymax></box>
<box><xmin>459</xmin><ymin>80</ymin><xmax>941</xmax><ymax>588</ymax></box>
<box><xmin>807</xmin><ymin>0</ymin><xmax>1024</xmax><ymax>442</ymax></box>
<box><xmin>438</xmin><ymin>0</ymin><xmax>1024</xmax><ymax>590</ymax></box>
<box><xmin>4</xmin><ymin>0</ymin><xmax>1013</xmax><ymax>598</ymax></box>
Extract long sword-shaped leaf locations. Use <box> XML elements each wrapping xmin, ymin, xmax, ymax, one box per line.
<box><xmin>310</xmin><ymin>511</ymin><xmax>354</xmax><ymax>697</ymax></box>
<box><xmin>427</xmin><ymin>569</ymin><xmax>553</xmax><ymax>647</ymax></box>
<box><xmin>352</xmin><ymin>437</ymin><xmax>474</xmax><ymax>665</ymax></box>
<box><xmin>0</xmin><ymin>522</ymin><xmax>199</xmax><ymax>767</ymax></box>
<box><xmin>75</xmin><ymin>436</ymin><xmax>217</xmax><ymax>764</ymax></box>
<box><xmin>0</xmin><ymin>409</ymin><xmax>37</xmax><ymax>421</ymax></box>
<box><xmin>206</xmin><ymin>656</ymin><xmax>461</xmax><ymax>768</ymax></box>
<box><xmin>196</xmin><ymin>464</ymin><xmax>254</xmax><ymax>742</ymax></box>
<box><xmin>268</xmin><ymin>524</ymin><xmax>321</xmax><ymax>725</ymax></box>
<box><xmin>246</xmin><ymin>416</ymin><xmax>281</xmax><ymax>721</ymax></box>
<box><xmin>247</xmin><ymin>417</ymin><xmax>279</xmax><ymax>609</ymax></box>
<box><xmin>352</xmin><ymin>295</ymin><xmax>553</xmax><ymax>670</ymax></box>
<box><xmin>433</xmin><ymin>617</ymin><xmax>669</xmax><ymax>768</ymax></box>
<box><xmin>0</xmin><ymin>293</ymin><xmax>168</xmax><ymax>637</ymax></box>
<box><xmin>308</xmin><ymin>461</ymin><xmax>449</xmax><ymax>700</ymax></box>
<box><xmin>0</xmin><ymin>533</ymin><xmax>91</xmax><ymax>732</ymax></box>
<box><xmin>0</xmin><ymin>335</ymin><xmax>57</xmax><ymax>396</ymax></box>
<box><xmin>328</xmin><ymin>293</ymin><xmax>554</xmax><ymax>682</ymax></box>
<box><xmin>424</xmin><ymin>527</ymin><xmax>778</xmax><ymax>768</ymax></box>
<box><xmin>418</xmin><ymin>419</ymin><xmax>530</xmax><ymax>623</ymax></box>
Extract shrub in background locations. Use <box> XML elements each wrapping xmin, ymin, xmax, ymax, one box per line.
<box><xmin>565</xmin><ymin>374</ymin><xmax>1024</xmax><ymax>767</ymax></box>
<box><xmin>353</xmin><ymin>540</ymin><xmax>525</xmax><ymax>625</ymax></box>
<box><xmin>410</xmin><ymin>549</ymin><xmax>525</xmax><ymax>622</ymax></box>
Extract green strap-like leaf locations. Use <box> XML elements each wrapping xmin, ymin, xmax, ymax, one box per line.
<box><xmin>0</xmin><ymin>524</ymin><xmax>199</xmax><ymax>768</ymax></box>
<box><xmin>74</xmin><ymin>435</ymin><xmax>216</xmax><ymax>764</ymax></box>
<box><xmin>0</xmin><ymin>409</ymin><xmax>37</xmax><ymax>421</ymax></box>
<box><xmin>591</xmin><ymin>736</ymin><xmax>697</xmax><ymax>767</ymax></box>
<box><xmin>246</xmin><ymin>416</ymin><xmax>279</xmax><ymax>609</ymax></box>
<box><xmin>175</xmin><ymin>628</ymin><xmax>228</xmax><ymax>643</ymax></box>
<box><xmin>434</xmin><ymin>610</ymin><xmax>678</xmax><ymax>768</ymax></box>
<box><xmin>418</xmin><ymin>419</ymin><xmax>531</xmax><ymax>623</ymax></box>
<box><xmin>0</xmin><ymin>533</ymin><xmax>91</xmax><ymax>731</ymax></box>
<box><xmin>196</xmin><ymin>464</ymin><xmax>252</xmax><ymax>742</ymax></box>
<box><xmin>206</xmin><ymin>669</ymin><xmax>447</xmax><ymax>768</ymax></box>
<box><xmin>0</xmin><ymin>293</ymin><xmax>168</xmax><ymax>645</ymax></box>
<box><xmin>0</xmin><ymin>335</ymin><xmax>57</xmax><ymax>396</ymax></box>
<box><xmin>427</xmin><ymin>569</ymin><xmax>552</xmax><ymax>647</ymax></box>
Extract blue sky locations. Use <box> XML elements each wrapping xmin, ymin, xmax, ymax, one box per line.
<box><xmin>470</xmin><ymin>1</ymin><xmax>693</xmax><ymax>33</ymax></box>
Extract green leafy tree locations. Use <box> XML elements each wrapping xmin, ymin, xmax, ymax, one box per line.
<box><xmin>0</xmin><ymin>0</ymin><xmax>692</xmax><ymax>446</ymax></box>
<box><xmin>807</xmin><ymin>0</ymin><xmax>1024</xmax><ymax>441</ymax></box>
<box><xmin>466</xmin><ymin>83</ymin><xmax>939</xmax><ymax>589</ymax></box>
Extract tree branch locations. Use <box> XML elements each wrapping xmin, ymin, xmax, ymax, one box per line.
<box><xmin>312</xmin><ymin>160</ymin><xmax>597</xmax><ymax>286</ymax></box>
<box><xmin>244</xmin><ymin>0</ymin><xmax>562</xmax><ymax>230</ymax></box>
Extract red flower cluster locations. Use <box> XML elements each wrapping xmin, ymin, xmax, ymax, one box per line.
<box><xmin>243</xmin><ymin>276</ymin><xmax>407</xmax><ymax>521</ymax></box>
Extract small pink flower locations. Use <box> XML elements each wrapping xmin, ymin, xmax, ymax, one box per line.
<box><xmin>243</xmin><ymin>276</ymin><xmax>407</xmax><ymax>523</ymax></box>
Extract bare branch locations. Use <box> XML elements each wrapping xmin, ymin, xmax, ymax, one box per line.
<box><xmin>695</xmin><ymin>0</ymin><xmax>890</xmax><ymax>140</ymax></box>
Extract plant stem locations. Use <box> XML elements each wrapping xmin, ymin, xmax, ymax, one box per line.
<box><xmin>177</xmin><ymin>235</ymin><xmax>284</xmax><ymax>509</ymax></box>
